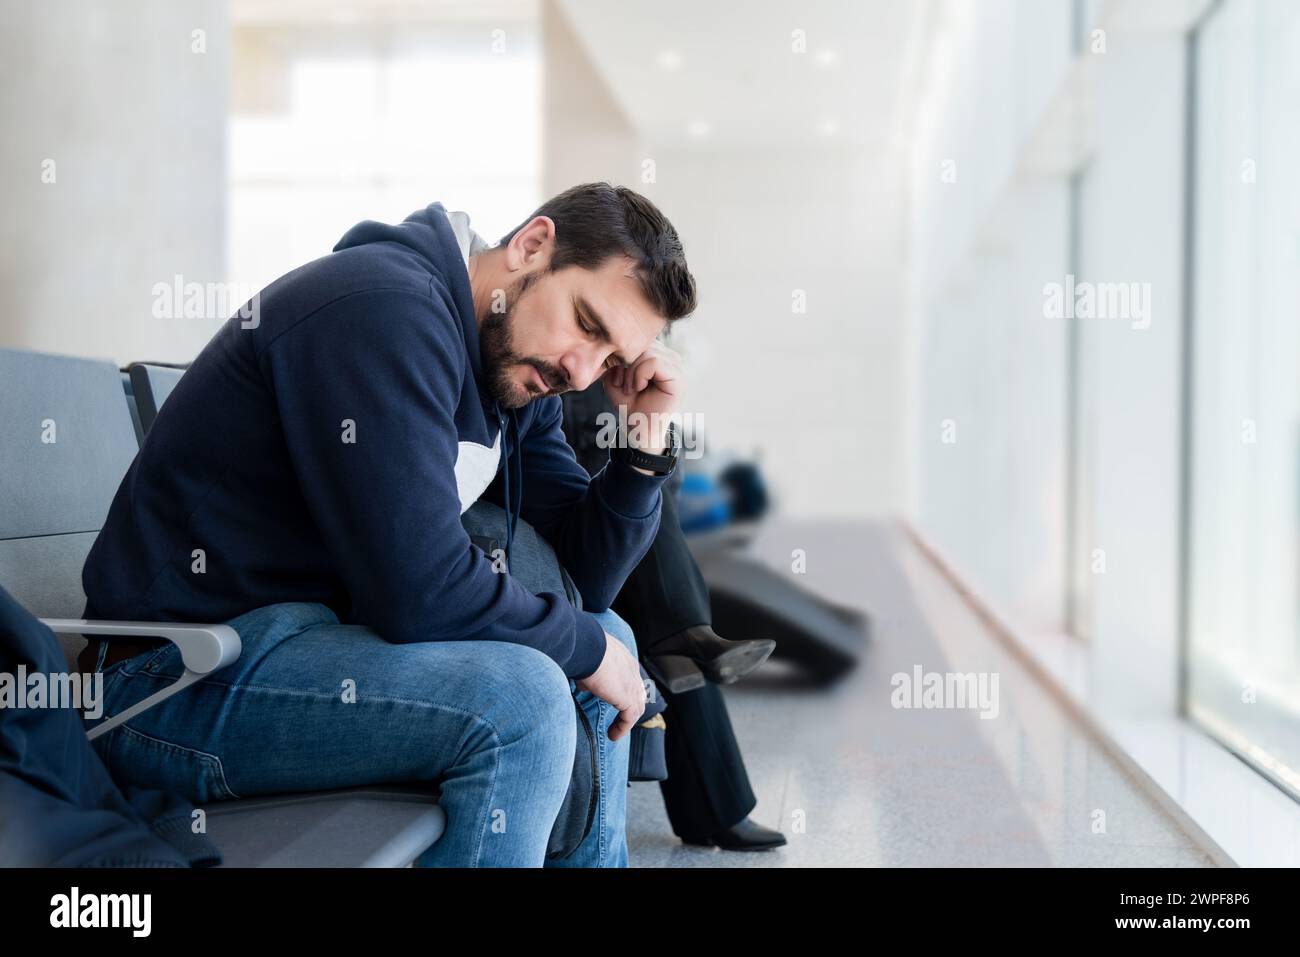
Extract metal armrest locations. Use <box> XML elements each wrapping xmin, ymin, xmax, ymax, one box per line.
<box><xmin>40</xmin><ymin>619</ymin><xmax>242</xmax><ymax>741</ymax></box>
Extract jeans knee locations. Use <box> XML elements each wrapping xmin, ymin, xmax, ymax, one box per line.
<box><xmin>487</xmin><ymin>644</ymin><xmax>574</xmax><ymax>744</ymax></box>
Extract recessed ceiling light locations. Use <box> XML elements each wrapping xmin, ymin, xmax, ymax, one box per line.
<box><xmin>657</xmin><ymin>50</ymin><xmax>684</xmax><ymax>71</ymax></box>
<box><xmin>688</xmin><ymin>120</ymin><xmax>711</xmax><ymax>138</ymax></box>
<box><xmin>818</xmin><ymin>119</ymin><xmax>839</xmax><ymax>136</ymax></box>
<box><xmin>814</xmin><ymin>49</ymin><xmax>838</xmax><ymax>66</ymax></box>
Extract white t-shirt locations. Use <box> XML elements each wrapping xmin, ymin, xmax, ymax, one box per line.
<box><xmin>444</xmin><ymin>209</ymin><xmax>490</xmax><ymax>268</ymax></box>
<box><xmin>442</xmin><ymin>209</ymin><xmax>502</xmax><ymax>514</ymax></box>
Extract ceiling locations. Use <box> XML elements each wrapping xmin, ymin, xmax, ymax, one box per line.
<box><xmin>556</xmin><ymin>0</ymin><xmax>921</xmax><ymax>148</ymax></box>
<box><xmin>230</xmin><ymin>0</ymin><xmax>925</xmax><ymax>150</ymax></box>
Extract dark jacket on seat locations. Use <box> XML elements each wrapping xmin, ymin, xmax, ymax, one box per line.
<box><xmin>0</xmin><ymin>584</ymin><xmax>220</xmax><ymax>867</ymax></box>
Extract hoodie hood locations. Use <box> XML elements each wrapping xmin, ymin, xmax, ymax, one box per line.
<box><xmin>334</xmin><ymin>202</ymin><xmax>494</xmax><ymax>410</ymax></box>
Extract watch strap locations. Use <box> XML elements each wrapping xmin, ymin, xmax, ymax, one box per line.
<box><xmin>611</xmin><ymin>422</ymin><xmax>680</xmax><ymax>476</ymax></box>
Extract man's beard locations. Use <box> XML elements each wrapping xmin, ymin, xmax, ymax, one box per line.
<box><xmin>479</xmin><ymin>271</ymin><xmax>570</xmax><ymax>409</ymax></box>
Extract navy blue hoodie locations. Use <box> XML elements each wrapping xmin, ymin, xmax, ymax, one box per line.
<box><xmin>82</xmin><ymin>203</ymin><xmax>668</xmax><ymax>679</ymax></box>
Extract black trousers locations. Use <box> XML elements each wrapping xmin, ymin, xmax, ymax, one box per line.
<box><xmin>611</xmin><ymin>474</ymin><xmax>757</xmax><ymax>838</ymax></box>
<box><xmin>561</xmin><ymin>385</ymin><xmax>758</xmax><ymax>837</ymax></box>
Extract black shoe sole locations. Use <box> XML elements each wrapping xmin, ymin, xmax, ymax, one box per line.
<box><xmin>680</xmin><ymin>835</ymin><xmax>788</xmax><ymax>852</ymax></box>
<box><xmin>698</xmin><ymin>639</ymin><xmax>777</xmax><ymax>685</ymax></box>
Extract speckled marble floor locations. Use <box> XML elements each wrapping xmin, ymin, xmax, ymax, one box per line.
<box><xmin>626</xmin><ymin>520</ymin><xmax>1216</xmax><ymax>868</ymax></box>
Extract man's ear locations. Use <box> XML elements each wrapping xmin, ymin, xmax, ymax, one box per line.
<box><xmin>506</xmin><ymin>215</ymin><xmax>555</xmax><ymax>271</ymax></box>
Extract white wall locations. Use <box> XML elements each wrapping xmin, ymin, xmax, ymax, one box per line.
<box><xmin>0</xmin><ymin>0</ymin><xmax>229</xmax><ymax>365</ymax></box>
<box><xmin>1077</xmin><ymin>31</ymin><xmax>1188</xmax><ymax>716</ymax></box>
<box><xmin>637</xmin><ymin>145</ymin><xmax>908</xmax><ymax>519</ymax></box>
<box><xmin>908</xmin><ymin>0</ymin><xmax>1195</xmax><ymax>716</ymax></box>
<box><xmin>542</xmin><ymin>0</ymin><xmax>639</xmax><ymax>197</ymax></box>
<box><xmin>910</xmin><ymin>0</ymin><xmax>1075</xmax><ymax>630</ymax></box>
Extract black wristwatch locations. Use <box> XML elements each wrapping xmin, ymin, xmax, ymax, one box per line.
<box><xmin>611</xmin><ymin>422</ymin><xmax>681</xmax><ymax>476</ymax></box>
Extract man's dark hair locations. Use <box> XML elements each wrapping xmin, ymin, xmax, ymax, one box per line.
<box><xmin>499</xmin><ymin>182</ymin><xmax>697</xmax><ymax>323</ymax></box>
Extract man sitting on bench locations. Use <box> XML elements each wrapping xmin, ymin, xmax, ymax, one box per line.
<box><xmin>77</xmin><ymin>183</ymin><xmax>698</xmax><ymax>867</ymax></box>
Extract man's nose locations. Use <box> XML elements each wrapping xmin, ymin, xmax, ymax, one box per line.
<box><xmin>561</xmin><ymin>350</ymin><xmax>603</xmax><ymax>392</ymax></box>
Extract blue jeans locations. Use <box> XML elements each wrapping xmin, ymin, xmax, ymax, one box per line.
<box><xmin>86</xmin><ymin>545</ymin><xmax>634</xmax><ymax>867</ymax></box>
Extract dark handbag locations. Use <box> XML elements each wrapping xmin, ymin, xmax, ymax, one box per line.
<box><xmin>628</xmin><ymin>681</ymin><xmax>669</xmax><ymax>782</ymax></box>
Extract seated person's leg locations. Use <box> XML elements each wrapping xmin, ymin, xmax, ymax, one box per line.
<box><xmin>656</xmin><ymin>679</ymin><xmax>756</xmax><ymax>840</ymax></box>
<box><xmin>559</xmin><ymin>384</ymin><xmax>779</xmax><ymax>849</ymax></box>
<box><xmin>611</xmin><ymin>484</ymin><xmax>711</xmax><ymax>648</ymax></box>
<box><xmin>461</xmin><ymin>500</ymin><xmax>635</xmax><ymax>869</ymax></box>
<box><xmin>612</xmin><ymin>518</ymin><xmax>769</xmax><ymax>841</ymax></box>
<box><xmin>547</xmin><ymin>605</ymin><xmax>635</xmax><ymax>869</ymax></box>
<box><xmin>90</xmin><ymin>601</ymin><xmax>577</xmax><ymax>867</ymax></box>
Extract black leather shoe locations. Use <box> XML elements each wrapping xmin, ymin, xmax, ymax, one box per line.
<box><xmin>650</xmin><ymin>625</ymin><xmax>775</xmax><ymax>685</ymax></box>
<box><xmin>681</xmin><ymin>817</ymin><xmax>787</xmax><ymax>851</ymax></box>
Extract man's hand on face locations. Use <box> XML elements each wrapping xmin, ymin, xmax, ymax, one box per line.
<box><xmin>601</xmin><ymin>339</ymin><xmax>683</xmax><ymax>454</ymax></box>
<box><xmin>574</xmin><ymin>631</ymin><xmax>647</xmax><ymax>741</ymax></box>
